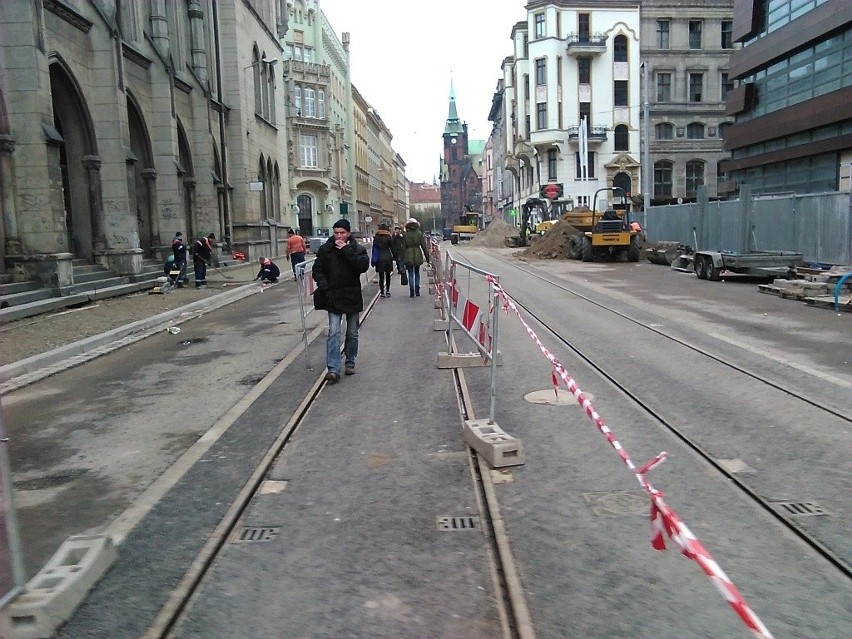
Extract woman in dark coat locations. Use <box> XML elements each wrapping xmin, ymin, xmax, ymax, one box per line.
<box><xmin>402</xmin><ymin>217</ymin><xmax>430</xmax><ymax>297</ymax></box>
<box><xmin>371</xmin><ymin>223</ymin><xmax>398</xmax><ymax>297</ymax></box>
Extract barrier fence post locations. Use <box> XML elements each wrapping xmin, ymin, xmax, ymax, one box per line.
<box><xmin>295</xmin><ymin>257</ymin><xmax>317</xmax><ymax>370</ymax></box>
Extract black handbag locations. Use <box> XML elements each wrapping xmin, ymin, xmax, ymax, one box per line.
<box><xmin>400</xmin><ymin>270</ymin><xmax>408</xmax><ymax>286</ymax></box>
<box><xmin>313</xmin><ymin>288</ymin><xmax>327</xmax><ymax>310</ymax></box>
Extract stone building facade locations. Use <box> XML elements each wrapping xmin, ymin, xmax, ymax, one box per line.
<box><xmin>501</xmin><ymin>1</ymin><xmax>643</xmax><ymax>217</ymax></box>
<box><xmin>0</xmin><ymin>0</ymin><xmax>292</xmax><ymax>289</ymax></box>
<box><xmin>640</xmin><ymin>0</ymin><xmax>736</xmax><ymax>203</ymax></box>
<box><xmin>0</xmin><ymin>0</ymin><xmax>405</xmax><ymax>291</ymax></box>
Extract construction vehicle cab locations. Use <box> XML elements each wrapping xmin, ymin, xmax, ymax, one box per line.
<box><xmin>579</xmin><ymin>187</ymin><xmax>640</xmax><ymax>262</ymax></box>
<box><xmin>505</xmin><ymin>197</ymin><xmax>547</xmax><ymax>247</ymax></box>
<box><xmin>450</xmin><ymin>206</ymin><xmax>481</xmax><ymax>244</ymax></box>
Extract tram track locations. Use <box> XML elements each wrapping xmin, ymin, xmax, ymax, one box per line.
<box><xmin>458</xmin><ymin>251</ymin><xmax>852</xmax><ymax>583</ymax></box>
<box><xmin>141</xmin><ymin>288</ymin><xmax>523</xmax><ymax>639</ymax></box>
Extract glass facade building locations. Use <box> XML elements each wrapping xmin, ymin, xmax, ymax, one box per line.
<box><xmin>721</xmin><ymin>0</ymin><xmax>852</xmax><ymax>195</ymax></box>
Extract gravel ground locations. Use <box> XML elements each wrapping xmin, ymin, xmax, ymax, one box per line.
<box><xmin>0</xmin><ymin>263</ymin><xmax>260</xmax><ymax>365</ymax></box>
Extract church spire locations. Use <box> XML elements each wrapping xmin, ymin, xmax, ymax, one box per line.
<box><xmin>444</xmin><ymin>76</ymin><xmax>464</xmax><ymax>136</ymax></box>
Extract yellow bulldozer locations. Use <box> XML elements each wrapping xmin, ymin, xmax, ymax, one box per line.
<box><xmin>565</xmin><ymin>187</ymin><xmax>640</xmax><ymax>262</ymax></box>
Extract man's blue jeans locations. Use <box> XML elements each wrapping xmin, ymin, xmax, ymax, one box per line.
<box><xmin>326</xmin><ymin>311</ymin><xmax>359</xmax><ymax>373</ymax></box>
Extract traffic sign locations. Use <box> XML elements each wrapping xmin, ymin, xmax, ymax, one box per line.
<box><xmin>540</xmin><ymin>183</ymin><xmax>563</xmax><ymax>199</ymax></box>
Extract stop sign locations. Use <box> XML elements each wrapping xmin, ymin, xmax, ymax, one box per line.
<box><xmin>542</xmin><ymin>184</ymin><xmax>561</xmax><ymax>199</ymax></box>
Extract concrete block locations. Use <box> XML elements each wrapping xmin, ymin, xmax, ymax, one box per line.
<box><xmin>428</xmin><ymin>285</ymin><xmax>435</xmax><ymax>295</ymax></box>
<box><xmin>463</xmin><ymin>419</ymin><xmax>525</xmax><ymax>467</ymax></box>
<box><xmin>434</xmin><ymin>299</ymin><xmax>442</xmax><ymax>309</ymax></box>
<box><xmin>436</xmin><ymin>350</ymin><xmax>502</xmax><ymax>368</ymax></box>
<box><xmin>0</xmin><ymin>534</ymin><xmax>117</xmax><ymax>639</ymax></box>
<box><xmin>434</xmin><ymin>318</ymin><xmax>449</xmax><ymax>331</ymax></box>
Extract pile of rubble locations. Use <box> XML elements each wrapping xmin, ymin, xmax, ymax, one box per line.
<box><xmin>759</xmin><ymin>265</ymin><xmax>852</xmax><ymax>311</ymax></box>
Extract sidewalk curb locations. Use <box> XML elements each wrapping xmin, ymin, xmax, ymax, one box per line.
<box><xmin>0</xmin><ymin>283</ymin><xmax>261</xmax><ymax>393</ymax></box>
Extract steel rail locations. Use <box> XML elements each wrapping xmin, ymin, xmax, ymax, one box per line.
<box><xmin>144</xmin><ymin>289</ymin><xmax>522</xmax><ymax>638</ymax></box>
<box><xmin>463</xmin><ymin>252</ymin><xmax>851</xmax><ymax>581</ymax></box>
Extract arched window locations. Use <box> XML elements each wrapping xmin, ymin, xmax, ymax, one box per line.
<box><xmin>260</xmin><ymin>52</ymin><xmax>270</xmax><ymax>119</ymax></box>
<box><xmin>654</xmin><ymin>160</ymin><xmax>673</xmax><ymax>198</ymax></box>
<box><xmin>252</xmin><ymin>46</ymin><xmax>261</xmax><ymax>115</ymax></box>
<box><xmin>613</xmin><ymin>172</ymin><xmax>631</xmax><ymax>197</ymax></box>
<box><xmin>687</xmin><ymin>122</ymin><xmax>705</xmax><ymax>139</ymax></box>
<box><xmin>258</xmin><ymin>156</ymin><xmax>267</xmax><ymax>219</ymax></box>
<box><xmin>614</xmin><ymin>35</ymin><xmax>628</xmax><ymax>62</ymax></box>
<box><xmin>614</xmin><ymin>124</ymin><xmax>629</xmax><ymax>151</ymax></box>
<box><xmin>267</xmin><ymin>60</ymin><xmax>276</xmax><ymax>123</ymax></box>
<box><xmin>686</xmin><ymin>160</ymin><xmax>705</xmax><ymax>197</ymax></box>
<box><xmin>656</xmin><ymin>123</ymin><xmax>673</xmax><ymax>140</ymax></box>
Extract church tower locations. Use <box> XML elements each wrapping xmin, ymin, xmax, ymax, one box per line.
<box><xmin>440</xmin><ymin>79</ymin><xmax>481</xmax><ymax>229</ymax></box>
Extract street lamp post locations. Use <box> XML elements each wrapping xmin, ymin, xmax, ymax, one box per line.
<box><xmin>641</xmin><ymin>61</ymin><xmax>651</xmax><ymax>231</ymax></box>
<box><xmin>211</xmin><ymin>0</ymin><xmax>231</xmax><ymax>250</ymax></box>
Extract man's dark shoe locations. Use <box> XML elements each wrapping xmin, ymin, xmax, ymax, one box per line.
<box><xmin>324</xmin><ymin>372</ymin><xmax>340</xmax><ymax>384</ymax></box>
<box><xmin>344</xmin><ymin>365</ymin><xmax>356</xmax><ymax>376</ymax></box>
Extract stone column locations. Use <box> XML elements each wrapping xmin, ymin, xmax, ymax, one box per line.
<box><xmin>188</xmin><ymin>2</ymin><xmax>208</xmax><ymax>85</ymax></box>
<box><xmin>82</xmin><ymin>155</ymin><xmax>106</xmax><ymax>253</ymax></box>
<box><xmin>142</xmin><ymin>168</ymin><xmax>159</xmax><ymax>249</ymax></box>
<box><xmin>0</xmin><ymin>136</ymin><xmax>21</xmax><ymax>269</ymax></box>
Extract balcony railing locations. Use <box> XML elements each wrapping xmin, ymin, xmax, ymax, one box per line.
<box><xmin>565</xmin><ymin>33</ymin><xmax>608</xmax><ymax>55</ymax></box>
<box><xmin>566</xmin><ymin>125</ymin><xmax>608</xmax><ymax>142</ymax></box>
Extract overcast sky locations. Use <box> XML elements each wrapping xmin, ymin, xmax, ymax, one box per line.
<box><xmin>318</xmin><ymin>0</ymin><xmax>527</xmax><ymax>184</ymax></box>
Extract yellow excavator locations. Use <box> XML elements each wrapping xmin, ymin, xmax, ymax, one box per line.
<box><xmin>450</xmin><ymin>207</ymin><xmax>481</xmax><ymax>245</ymax></box>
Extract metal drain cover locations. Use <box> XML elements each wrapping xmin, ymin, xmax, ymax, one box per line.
<box><xmin>233</xmin><ymin>526</ymin><xmax>281</xmax><ymax>543</ymax></box>
<box><xmin>771</xmin><ymin>501</ymin><xmax>831</xmax><ymax>517</ymax></box>
<box><xmin>524</xmin><ymin>389</ymin><xmax>591</xmax><ymax>406</ymax></box>
<box><xmin>437</xmin><ymin>516</ymin><xmax>479</xmax><ymax>531</ymax></box>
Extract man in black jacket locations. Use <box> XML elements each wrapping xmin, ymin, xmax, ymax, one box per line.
<box><xmin>312</xmin><ymin>219</ymin><xmax>369</xmax><ymax>383</ymax></box>
<box><xmin>192</xmin><ymin>232</ymin><xmax>215</xmax><ymax>288</ymax></box>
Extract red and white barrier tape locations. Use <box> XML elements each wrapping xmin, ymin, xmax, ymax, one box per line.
<box><xmin>483</xmin><ymin>274</ymin><xmax>774</xmax><ymax>639</ymax></box>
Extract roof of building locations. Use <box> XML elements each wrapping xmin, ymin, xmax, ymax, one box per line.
<box><xmin>409</xmin><ymin>182</ymin><xmax>442</xmax><ymax>204</ymax></box>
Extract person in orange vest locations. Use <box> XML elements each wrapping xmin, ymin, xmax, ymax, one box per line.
<box><xmin>254</xmin><ymin>257</ymin><xmax>280</xmax><ymax>283</ymax></box>
<box><xmin>285</xmin><ymin>228</ymin><xmax>307</xmax><ymax>280</ymax></box>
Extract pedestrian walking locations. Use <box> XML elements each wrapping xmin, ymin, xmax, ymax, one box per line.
<box><xmin>192</xmin><ymin>232</ymin><xmax>215</xmax><ymax>288</ymax></box>
<box><xmin>312</xmin><ymin>219</ymin><xmax>369</xmax><ymax>384</ymax></box>
<box><xmin>371</xmin><ymin>223</ymin><xmax>398</xmax><ymax>298</ymax></box>
<box><xmin>171</xmin><ymin>231</ymin><xmax>188</xmax><ymax>287</ymax></box>
<box><xmin>390</xmin><ymin>224</ymin><xmax>405</xmax><ymax>275</ymax></box>
<box><xmin>402</xmin><ymin>218</ymin><xmax>430</xmax><ymax>297</ymax></box>
<box><xmin>255</xmin><ymin>257</ymin><xmax>281</xmax><ymax>283</ymax></box>
<box><xmin>285</xmin><ymin>228</ymin><xmax>307</xmax><ymax>280</ymax></box>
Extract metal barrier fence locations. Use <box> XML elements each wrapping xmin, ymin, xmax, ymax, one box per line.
<box><xmin>646</xmin><ymin>185</ymin><xmax>852</xmax><ymax>265</ymax></box>
<box><xmin>441</xmin><ymin>249</ymin><xmax>501</xmax><ymax>424</ymax></box>
<box><xmin>295</xmin><ymin>257</ymin><xmax>317</xmax><ymax>370</ymax></box>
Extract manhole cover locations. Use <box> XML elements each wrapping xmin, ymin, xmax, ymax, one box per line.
<box><xmin>437</xmin><ymin>516</ymin><xmax>479</xmax><ymax>531</ymax></box>
<box><xmin>524</xmin><ymin>389</ymin><xmax>590</xmax><ymax>406</ymax></box>
<box><xmin>582</xmin><ymin>491</ymin><xmax>648</xmax><ymax>517</ymax></box>
<box><xmin>233</xmin><ymin>526</ymin><xmax>281</xmax><ymax>543</ymax></box>
<box><xmin>771</xmin><ymin>501</ymin><xmax>831</xmax><ymax>517</ymax></box>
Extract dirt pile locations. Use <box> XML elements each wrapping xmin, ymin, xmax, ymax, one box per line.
<box><xmin>518</xmin><ymin>222</ymin><xmax>580</xmax><ymax>259</ymax></box>
<box><xmin>469</xmin><ymin>219</ymin><xmax>517</xmax><ymax>248</ymax></box>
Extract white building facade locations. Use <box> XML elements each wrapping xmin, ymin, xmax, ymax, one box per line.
<box><xmin>502</xmin><ymin>0</ymin><xmax>642</xmax><ymax>217</ymax></box>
